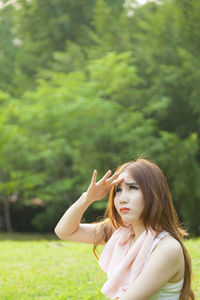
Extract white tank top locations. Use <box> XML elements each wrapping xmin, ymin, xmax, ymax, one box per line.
<box><xmin>146</xmin><ymin>232</ymin><xmax>184</xmax><ymax>300</ymax></box>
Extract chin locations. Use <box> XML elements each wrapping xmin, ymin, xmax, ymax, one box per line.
<box><xmin>121</xmin><ymin>216</ymin><xmax>140</xmax><ymax>226</ymax></box>
<box><xmin>121</xmin><ymin>217</ymin><xmax>134</xmax><ymax>225</ymax></box>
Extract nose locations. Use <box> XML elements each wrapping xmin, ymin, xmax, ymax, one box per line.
<box><xmin>119</xmin><ymin>191</ymin><xmax>128</xmax><ymax>204</ymax></box>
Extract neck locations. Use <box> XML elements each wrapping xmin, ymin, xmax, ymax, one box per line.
<box><xmin>131</xmin><ymin>222</ymin><xmax>146</xmax><ymax>240</ymax></box>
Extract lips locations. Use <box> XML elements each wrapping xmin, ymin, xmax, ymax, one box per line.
<box><xmin>120</xmin><ymin>207</ymin><xmax>130</xmax><ymax>213</ymax></box>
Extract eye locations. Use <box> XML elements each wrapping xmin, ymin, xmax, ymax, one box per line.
<box><xmin>115</xmin><ymin>186</ymin><xmax>122</xmax><ymax>193</ymax></box>
<box><xmin>129</xmin><ymin>185</ymin><xmax>138</xmax><ymax>190</ymax></box>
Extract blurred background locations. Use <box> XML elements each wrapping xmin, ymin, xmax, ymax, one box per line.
<box><xmin>0</xmin><ymin>0</ymin><xmax>200</xmax><ymax>235</ymax></box>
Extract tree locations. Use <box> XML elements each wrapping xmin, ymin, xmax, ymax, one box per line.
<box><xmin>12</xmin><ymin>0</ymin><xmax>95</xmax><ymax>94</ymax></box>
<box><xmin>0</xmin><ymin>5</ymin><xmax>17</xmax><ymax>94</ymax></box>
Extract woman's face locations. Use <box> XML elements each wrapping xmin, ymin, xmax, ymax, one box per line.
<box><xmin>114</xmin><ymin>171</ymin><xmax>145</xmax><ymax>226</ymax></box>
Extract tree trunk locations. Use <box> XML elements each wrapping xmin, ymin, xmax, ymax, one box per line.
<box><xmin>2</xmin><ymin>194</ymin><xmax>13</xmax><ymax>232</ymax></box>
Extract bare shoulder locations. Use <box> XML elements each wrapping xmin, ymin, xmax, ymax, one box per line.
<box><xmin>148</xmin><ymin>233</ymin><xmax>185</xmax><ymax>282</ymax></box>
<box><xmin>155</xmin><ymin>234</ymin><xmax>184</xmax><ymax>258</ymax></box>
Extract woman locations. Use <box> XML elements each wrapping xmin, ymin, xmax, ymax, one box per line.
<box><xmin>55</xmin><ymin>158</ymin><xmax>194</xmax><ymax>300</ymax></box>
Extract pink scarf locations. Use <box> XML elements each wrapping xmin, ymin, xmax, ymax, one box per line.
<box><xmin>98</xmin><ymin>225</ymin><xmax>156</xmax><ymax>299</ymax></box>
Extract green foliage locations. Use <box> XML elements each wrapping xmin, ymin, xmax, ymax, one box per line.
<box><xmin>153</xmin><ymin>132</ymin><xmax>200</xmax><ymax>234</ymax></box>
<box><xmin>0</xmin><ymin>6</ymin><xmax>17</xmax><ymax>93</ymax></box>
<box><xmin>10</xmin><ymin>0</ymin><xmax>96</xmax><ymax>94</ymax></box>
<box><xmin>0</xmin><ymin>0</ymin><xmax>200</xmax><ymax>234</ymax></box>
<box><xmin>11</xmin><ymin>53</ymin><xmax>159</xmax><ymax>230</ymax></box>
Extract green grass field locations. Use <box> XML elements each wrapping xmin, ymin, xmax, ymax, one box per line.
<box><xmin>0</xmin><ymin>233</ymin><xmax>199</xmax><ymax>300</ymax></box>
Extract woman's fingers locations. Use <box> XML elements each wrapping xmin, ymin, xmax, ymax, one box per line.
<box><xmin>111</xmin><ymin>176</ymin><xmax>124</xmax><ymax>186</ymax></box>
<box><xmin>105</xmin><ymin>172</ymin><xmax>119</xmax><ymax>184</ymax></box>
<box><xmin>91</xmin><ymin>170</ymin><xmax>97</xmax><ymax>185</ymax></box>
<box><xmin>98</xmin><ymin>170</ymin><xmax>112</xmax><ymax>184</ymax></box>
<box><xmin>95</xmin><ymin>170</ymin><xmax>123</xmax><ymax>188</ymax></box>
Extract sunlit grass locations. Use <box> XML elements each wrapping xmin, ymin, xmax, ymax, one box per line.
<box><xmin>0</xmin><ymin>233</ymin><xmax>106</xmax><ymax>300</ymax></box>
<box><xmin>185</xmin><ymin>238</ymin><xmax>200</xmax><ymax>299</ymax></box>
<box><xmin>0</xmin><ymin>233</ymin><xmax>199</xmax><ymax>299</ymax></box>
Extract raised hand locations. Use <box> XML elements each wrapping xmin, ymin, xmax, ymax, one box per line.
<box><xmin>86</xmin><ymin>170</ymin><xmax>124</xmax><ymax>203</ymax></box>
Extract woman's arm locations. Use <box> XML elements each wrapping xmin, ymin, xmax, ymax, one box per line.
<box><xmin>54</xmin><ymin>170</ymin><xmax>123</xmax><ymax>244</ymax></box>
<box><xmin>119</xmin><ymin>237</ymin><xmax>184</xmax><ymax>300</ymax></box>
<box><xmin>54</xmin><ymin>192</ymin><xmax>97</xmax><ymax>243</ymax></box>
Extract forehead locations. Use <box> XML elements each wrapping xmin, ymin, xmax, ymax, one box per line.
<box><xmin>118</xmin><ymin>171</ymin><xmax>135</xmax><ymax>182</ymax></box>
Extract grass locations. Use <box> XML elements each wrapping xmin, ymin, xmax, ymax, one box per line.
<box><xmin>0</xmin><ymin>233</ymin><xmax>199</xmax><ymax>300</ymax></box>
<box><xmin>185</xmin><ymin>238</ymin><xmax>200</xmax><ymax>299</ymax></box>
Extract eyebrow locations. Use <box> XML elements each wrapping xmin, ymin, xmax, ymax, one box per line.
<box><xmin>115</xmin><ymin>181</ymin><xmax>138</xmax><ymax>188</ymax></box>
<box><xmin>125</xmin><ymin>182</ymin><xmax>138</xmax><ymax>185</ymax></box>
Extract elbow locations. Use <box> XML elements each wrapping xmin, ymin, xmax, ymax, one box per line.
<box><xmin>54</xmin><ymin>225</ymin><xmax>71</xmax><ymax>241</ymax></box>
<box><xmin>54</xmin><ymin>223</ymin><xmax>79</xmax><ymax>240</ymax></box>
<box><xmin>54</xmin><ymin>225</ymin><xmax>64</xmax><ymax>240</ymax></box>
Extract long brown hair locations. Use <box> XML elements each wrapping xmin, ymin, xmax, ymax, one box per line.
<box><xmin>94</xmin><ymin>158</ymin><xmax>194</xmax><ymax>300</ymax></box>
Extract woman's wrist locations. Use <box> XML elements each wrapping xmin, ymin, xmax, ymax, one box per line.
<box><xmin>84</xmin><ymin>191</ymin><xmax>96</xmax><ymax>205</ymax></box>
